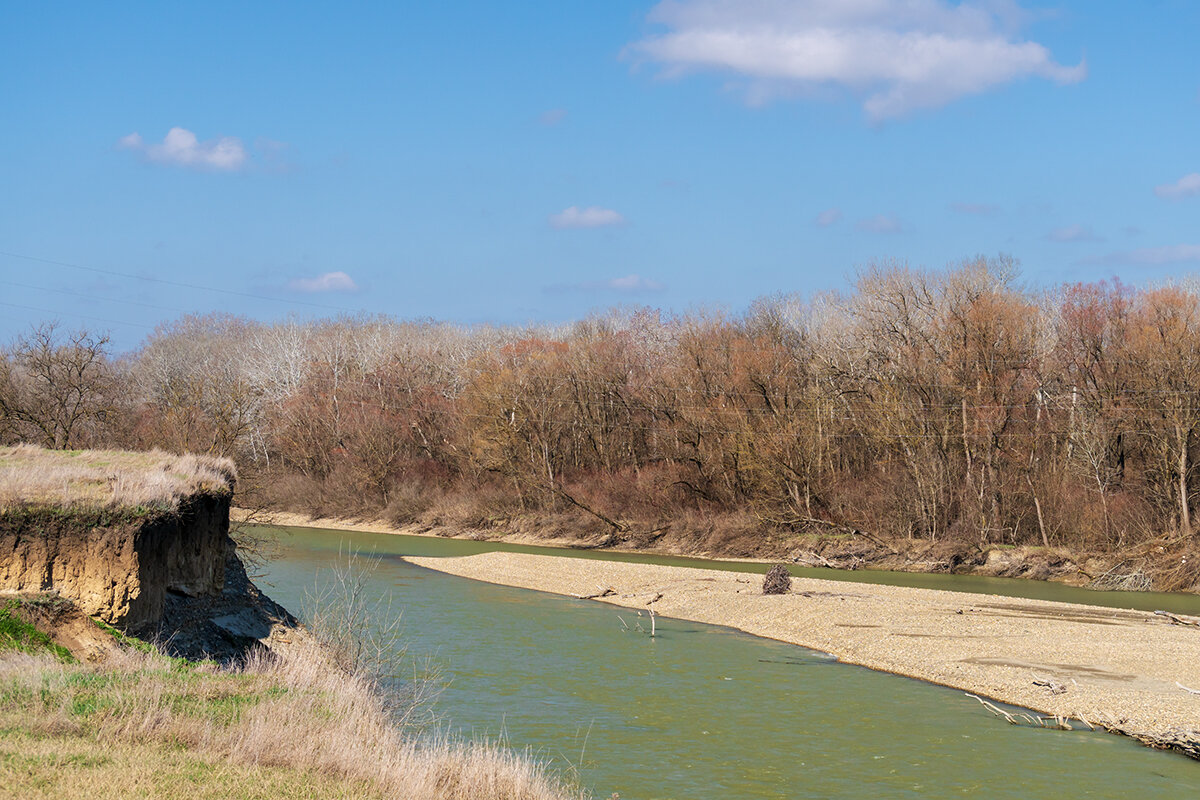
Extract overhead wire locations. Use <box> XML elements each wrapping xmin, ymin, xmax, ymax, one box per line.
<box><xmin>0</xmin><ymin>278</ymin><xmax>191</xmax><ymax>316</ymax></box>
<box><xmin>0</xmin><ymin>300</ymin><xmax>156</xmax><ymax>330</ymax></box>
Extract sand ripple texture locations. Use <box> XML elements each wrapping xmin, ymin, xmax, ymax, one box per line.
<box><xmin>407</xmin><ymin>552</ymin><xmax>1200</xmax><ymax>751</ymax></box>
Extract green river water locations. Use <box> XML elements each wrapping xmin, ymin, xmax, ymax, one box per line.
<box><xmin>254</xmin><ymin>525</ymin><xmax>1200</xmax><ymax>799</ymax></box>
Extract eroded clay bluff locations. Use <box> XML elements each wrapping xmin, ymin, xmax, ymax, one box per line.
<box><xmin>0</xmin><ymin>495</ymin><xmax>232</xmax><ymax>630</ymax></box>
<box><xmin>0</xmin><ymin>446</ymin><xmax>239</xmax><ymax>631</ymax></box>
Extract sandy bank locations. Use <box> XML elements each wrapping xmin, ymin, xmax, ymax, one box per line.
<box><xmin>407</xmin><ymin>551</ymin><xmax>1200</xmax><ymax>756</ymax></box>
<box><xmin>232</xmin><ymin>508</ymin><xmax>773</xmax><ymax>562</ymax></box>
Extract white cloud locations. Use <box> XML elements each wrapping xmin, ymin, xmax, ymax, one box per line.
<box><xmin>539</xmin><ymin>108</ymin><xmax>568</xmax><ymax>126</ymax></box>
<box><xmin>1155</xmin><ymin>173</ymin><xmax>1200</xmax><ymax>200</ymax></box>
<box><xmin>1047</xmin><ymin>224</ymin><xmax>1103</xmax><ymax>242</ymax></box>
<box><xmin>606</xmin><ymin>274</ymin><xmax>664</xmax><ymax>291</ymax></box>
<box><xmin>814</xmin><ymin>207</ymin><xmax>842</xmax><ymax>227</ymax></box>
<box><xmin>1087</xmin><ymin>245</ymin><xmax>1200</xmax><ymax>266</ymax></box>
<box><xmin>1124</xmin><ymin>245</ymin><xmax>1200</xmax><ymax>265</ymax></box>
<box><xmin>950</xmin><ymin>202</ymin><xmax>999</xmax><ymax>215</ymax></box>
<box><xmin>626</xmin><ymin>0</ymin><xmax>1085</xmax><ymax>120</ymax></box>
<box><xmin>856</xmin><ymin>214</ymin><xmax>903</xmax><ymax>234</ymax></box>
<box><xmin>549</xmin><ymin>206</ymin><xmax>626</xmax><ymax>229</ymax></box>
<box><xmin>288</xmin><ymin>271</ymin><xmax>359</xmax><ymax>292</ymax></box>
<box><xmin>119</xmin><ymin>127</ymin><xmax>248</xmax><ymax>171</ymax></box>
<box><xmin>546</xmin><ymin>274</ymin><xmax>665</xmax><ymax>293</ymax></box>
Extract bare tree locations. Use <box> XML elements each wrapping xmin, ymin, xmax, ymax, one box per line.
<box><xmin>0</xmin><ymin>322</ymin><xmax>115</xmax><ymax>449</ymax></box>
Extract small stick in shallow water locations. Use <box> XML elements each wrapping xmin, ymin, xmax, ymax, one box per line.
<box><xmin>965</xmin><ymin>693</ymin><xmax>1018</xmax><ymax>724</ymax></box>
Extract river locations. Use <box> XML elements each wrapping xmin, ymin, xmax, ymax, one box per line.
<box><xmin>254</xmin><ymin>524</ymin><xmax>1199</xmax><ymax>799</ymax></box>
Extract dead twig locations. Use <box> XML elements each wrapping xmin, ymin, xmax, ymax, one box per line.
<box><xmin>1032</xmin><ymin>673</ymin><xmax>1068</xmax><ymax>694</ymax></box>
<box><xmin>790</xmin><ymin>550</ymin><xmax>835</xmax><ymax>568</ymax></box>
<box><xmin>965</xmin><ymin>693</ymin><xmax>1073</xmax><ymax>730</ymax></box>
<box><xmin>1155</xmin><ymin>610</ymin><xmax>1200</xmax><ymax>627</ymax></box>
<box><xmin>965</xmin><ymin>693</ymin><xmax>1017</xmax><ymax>724</ymax></box>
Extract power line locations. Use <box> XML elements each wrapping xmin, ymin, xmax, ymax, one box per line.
<box><xmin>0</xmin><ymin>278</ymin><xmax>190</xmax><ymax>316</ymax></box>
<box><xmin>0</xmin><ymin>300</ymin><xmax>155</xmax><ymax>330</ymax></box>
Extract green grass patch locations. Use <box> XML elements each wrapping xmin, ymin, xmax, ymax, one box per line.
<box><xmin>89</xmin><ymin>617</ymin><xmax>157</xmax><ymax>654</ymax></box>
<box><xmin>0</xmin><ymin>601</ymin><xmax>74</xmax><ymax>662</ymax></box>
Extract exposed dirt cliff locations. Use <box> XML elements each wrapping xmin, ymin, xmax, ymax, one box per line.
<box><xmin>0</xmin><ymin>446</ymin><xmax>296</xmax><ymax>662</ymax></box>
<box><xmin>1</xmin><ymin>495</ymin><xmax>231</xmax><ymax>629</ymax></box>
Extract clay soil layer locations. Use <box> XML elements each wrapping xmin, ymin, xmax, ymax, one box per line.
<box><xmin>407</xmin><ymin>552</ymin><xmax>1200</xmax><ymax>753</ymax></box>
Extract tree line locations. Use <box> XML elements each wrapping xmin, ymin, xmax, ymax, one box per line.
<box><xmin>5</xmin><ymin>257</ymin><xmax>1200</xmax><ymax>555</ymax></box>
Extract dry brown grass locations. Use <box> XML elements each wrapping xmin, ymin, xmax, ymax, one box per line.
<box><xmin>0</xmin><ymin>444</ymin><xmax>235</xmax><ymax>512</ymax></box>
<box><xmin>0</xmin><ymin>729</ymin><xmax>388</xmax><ymax>800</ymax></box>
<box><xmin>0</xmin><ymin>636</ymin><xmax>584</xmax><ymax>800</ymax></box>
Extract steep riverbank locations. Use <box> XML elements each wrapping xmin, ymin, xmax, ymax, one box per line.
<box><xmin>0</xmin><ymin>447</ymin><xmax>585</xmax><ymax>800</ymax></box>
<box><xmin>408</xmin><ymin>551</ymin><xmax>1200</xmax><ymax>759</ymax></box>
<box><xmin>0</xmin><ymin>446</ymin><xmax>301</xmax><ymax>662</ymax></box>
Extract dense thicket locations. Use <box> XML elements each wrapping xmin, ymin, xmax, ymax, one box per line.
<box><xmin>6</xmin><ymin>258</ymin><xmax>1200</xmax><ymax>554</ymax></box>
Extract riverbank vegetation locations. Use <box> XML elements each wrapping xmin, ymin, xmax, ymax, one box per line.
<box><xmin>0</xmin><ymin>596</ymin><xmax>583</xmax><ymax>800</ymax></box>
<box><xmin>5</xmin><ymin>259</ymin><xmax>1200</xmax><ymax>588</ymax></box>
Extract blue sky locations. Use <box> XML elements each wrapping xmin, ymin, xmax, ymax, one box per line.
<box><xmin>2</xmin><ymin>1</ymin><xmax>1198</xmax><ymax>349</ymax></box>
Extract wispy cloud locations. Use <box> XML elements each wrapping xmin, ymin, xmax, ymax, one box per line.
<box><xmin>118</xmin><ymin>127</ymin><xmax>249</xmax><ymax>171</ymax></box>
<box><xmin>288</xmin><ymin>271</ymin><xmax>359</xmax><ymax>292</ymax></box>
<box><xmin>1155</xmin><ymin>172</ymin><xmax>1200</xmax><ymax>200</ymax></box>
<box><xmin>547</xmin><ymin>274</ymin><xmax>665</xmax><ymax>293</ymax></box>
<box><xmin>549</xmin><ymin>206</ymin><xmax>626</xmax><ymax>229</ymax></box>
<box><xmin>1085</xmin><ymin>244</ymin><xmax>1200</xmax><ymax>266</ymax></box>
<box><xmin>1046</xmin><ymin>224</ymin><xmax>1103</xmax><ymax>243</ymax></box>
<box><xmin>539</xmin><ymin>108</ymin><xmax>568</xmax><ymax>126</ymax></box>
<box><xmin>814</xmin><ymin>208</ymin><xmax>842</xmax><ymax>227</ymax></box>
<box><xmin>855</xmin><ymin>214</ymin><xmax>903</xmax><ymax>234</ymax></box>
<box><xmin>607</xmin><ymin>274</ymin><xmax>664</xmax><ymax>291</ymax></box>
<box><xmin>625</xmin><ymin>0</ymin><xmax>1085</xmax><ymax>120</ymax></box>
<box><xmin>950</xmin><ymin>202</ymin><xmax>999</xmax><ymax>216</ymax></box>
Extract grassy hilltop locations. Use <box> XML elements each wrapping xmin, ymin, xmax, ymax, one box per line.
<box><xmin>0</xmin><ymin>444</ymin><xmax>235</xmax><ymax>514</ymax></box>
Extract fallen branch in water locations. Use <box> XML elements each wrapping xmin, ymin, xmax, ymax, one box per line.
<box><xmin>965</xmin><ymin>693</ymin><xmax>1073</xmax><ymax>730</ymax></box>
<box><xmin>618</xmin><ymin>610</ymin><xmax>657</xmax><ymax>637</ymax></box>
<box><xmin>966</xmin><ymin>693</ymin><xmax>1017</xmax><ymax>724</ymax></box>
<box><xmin>577</xmin><ymin>586</ymin><xmax>615</xmax><ymax>600</ymax></box>
<box><xmin>1089</xmin><ymin>561</ymin><xmax>1153</xmax><ymax>592</ymax></box>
